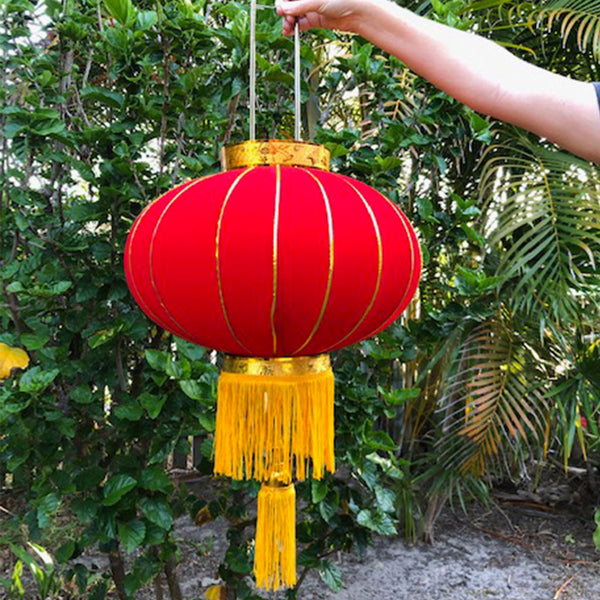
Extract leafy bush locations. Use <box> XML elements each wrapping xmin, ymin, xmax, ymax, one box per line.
<box><xmin>2</xmin><ymin>0</ymin><xmax>600</xmax><ymax>598</ymax></box>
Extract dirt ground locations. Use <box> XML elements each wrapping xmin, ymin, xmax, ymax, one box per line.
<box><xmin>299</xmin><ymin>506</ymin><xmax>600</xmax><ymax>600</ymax></box>
<box><xmin>3</xmin><ymin>482</ymin><xmax>600</xmax><ymax>599</ymax></box>
<box><xmin>172</xmin><ymin>493</ymin><xmax>600</xmax><ymax>600</ymax></box>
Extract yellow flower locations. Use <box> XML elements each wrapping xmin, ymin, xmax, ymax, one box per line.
<box><xmin>204</xmin><ymin>585</ymin><xmax>226</xmax><ymax>600</ymax></box>
<box><xmin>0</xmin><ymin>342</ymin><xmax>30</xmax><ymax>380</ymax></box>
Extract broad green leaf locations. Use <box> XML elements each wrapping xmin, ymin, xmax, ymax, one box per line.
<box><xmin>139</xmin><ymin>467</ymin><xmax>172</xmax><ymax>492</ymax></box>
<box><xmin>356</xmin><ymin>509</ymin><xmax>396</xmax><ymax>535</ymax></box>
<box><xmin>378</xmin><ymin>386</ymin><xmax>421</xmax><ymax>406</ymax></box>
<box><xmin>136</xmin><ymin>10</ymin><xmax>157</xmax><ymax>30</ymax></box>
<box><xmin>139</xmin><ymin>498</ymin><xmax>173</xmax><ymax>530</ymax></box>
<box><xmin>225</xmin><ymin>546</ymin><xmax>251</xmax><ymax>575</ymax></box>
<box><xmin>50</xmin><ymin>281</ymin><xmax>73</xmax><ymax>295</ymax></box>
<box><xmin>118</xmin><ymin>519</ymin><xmax>146</xmax><ymax>553</ymax></box>
<box><xmin>103</xmin><ymin>0</ymin><xmax>136</xmax><ymax>26</ymax></box>
<box><xmin>165</xmin><ymin>357</ymin><xmax>189</xmax><ymax>379</ymax></box>
<box><xmin>594</xmin><ymin>508</ymin><xmax>600</xmax><ymax>550</ymax></box>
<box><xmin>71</xmin><ymin>498</ymin><xmax>97</xmax><ymax>522</ymax></box>
<box><xmin>103</xmin><ymin>475</ymin><xmax>137</xmax><ymax>506</ymax></box>
<box><xmin>81</xmin><ymin>86</ymin><xmax>125</xmax><ymax>109</ymax></box>
<box><xmin>145</xmin><ymin>349</ymin><xmax>168</xmax><ymax>372</ymax></box>
<box><xmin>311</xmin><ymin>480</ymin><xmax>328</xmax><ymax>504</ymax></box>
<box><xmin>319</xmin><ymin>560</ymin><xmax>342</xmax><ymax>592</ymax></box>
<box><xmin>70</xmin><ymin>386</ymin><xmax>95</xmax><ymax>405</ymax></box>
<box><xmin>55</xmin><ymin>541</ymin><xmax>75</xmax><ymax>564</ymax></box>
<box><xmin>197</xmin><ymin>412</ymin><xmax>215</xmax><ymax>433</ymax></box>
<box><xmin>375</xmin><ymin>486</ymin><xmax>395</xmax><ymax>513</ymax></box>
<box><xmin>20</xmin><ymin>332</ymin><xmax>49</xmax><ymax>350</ymax></box>
<box><xmin>114</xmin><ymin>401</ymin><xmax>143</xmax><ymax>421</ymax></box>
<box><xmin>178</xmin><ymin>380</ymin><xmax>204</xmax><ymax>400</ymax></box>
<box><xmin>366</xmin><ymin>429</ymin><xmax>397</xmax><ymax>452</ymax></box>
<box><xmin>19</xmin><ymin>367</ymin><xmax>59</xmax><ymax>394</ymax></box>
<box><xmin>88</xmin><ymin>327</ymin><xmax>120</xmax><ymax>349</ymax></box>
<box><xmin>318</xmin><ymin>492</ymin><xmax>339</xmax><ymax>523</ymax></box>
<box><xmin>139</xmin><ymin>392</ymin><xmax>166</xmax><ymax>419</ymax></box>
<box><xmin>36</xmin><ymin>493</ymin><xmax>61</xmax><ymax>528</ymax></box>
<box><xmin>175</xmin><ymin>338</ymin><xmax>207</xmax><ymax>361</ymax></box>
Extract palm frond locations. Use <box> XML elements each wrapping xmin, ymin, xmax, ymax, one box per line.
<box><xmin>435</xmin><ymin>316</ymin><xmax>548</xmax><ymax>477</ymax></box>
<box><xmin>479</xmin><ymin>135</ymin><xmax>600</xmax><ymax>325</ymax></box>
<box><xmin>534</xmin><ymin>0</ymin><xmax>600</xmax><ymax>57</ymax></box>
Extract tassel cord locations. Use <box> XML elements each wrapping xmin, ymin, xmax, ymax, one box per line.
<box><xmin>254</xmin><ymin>483</ymin><xmax>297</xmax><ymax>591</ymax></box>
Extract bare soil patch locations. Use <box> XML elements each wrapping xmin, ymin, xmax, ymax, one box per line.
<box><xmin>167</xmin><ymin>491</ymin><xmax>600</xmax><ymax>600</ymax></box>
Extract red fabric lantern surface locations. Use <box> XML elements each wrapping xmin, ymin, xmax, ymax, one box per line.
<box><xmin>125</xmin><ymin>165</ymin><xmax>421</xmax><ymax>356</ymax></box>
<box><xmin>125</xmin><ymin>141</ymin><xmax>422</xmax><ymax>591</ymax></box>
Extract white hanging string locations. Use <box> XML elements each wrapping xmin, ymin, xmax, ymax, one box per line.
<box><xmin>249</xmin><ymin>2</ymin><xmax>301</xmax><ymax>141</ymax></box>
<box><xmin>249</xmin><ymin>0</ymin><xmax>257</xmax><ymax>140</ymax></box>
<box><xmin>294</xmin><ymin>21</ymin><xmax>301</xmax><ymax>140</ymax></box>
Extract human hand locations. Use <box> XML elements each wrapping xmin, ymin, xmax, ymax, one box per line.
<box><xmin>275</xmin><ymin>0</ymin><xmax>365</xmax><ymax>36</ymax></box>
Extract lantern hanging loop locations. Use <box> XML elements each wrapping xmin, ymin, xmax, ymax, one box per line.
<box><xmin>294</xmin><ymin>16</ymin><xmax>301</xmax><ymax>140</ymax></box>
<box><xmin>249</xmin><ymin>1</ymin><xmax>302</xmax><ymax>141</ymax></box>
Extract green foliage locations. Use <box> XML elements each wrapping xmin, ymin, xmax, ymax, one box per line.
<box><xmin>2</xmin><ymin>0</ymin><xmax>600</xmax><ymax>597</ymax></box>
<box><xmin>594</xmin><ymin>506</ymin><xmax>600</xmax><ymax>549</ymax></box>
<box><xmin>0</xmin><ymin>543</ymin><xmax>64</xmax><ymax>600</ymax></box>
<box><xmin>535</xmin><ymin>0</ymin><xmax>600</xmax><ymax>59</ymax></box>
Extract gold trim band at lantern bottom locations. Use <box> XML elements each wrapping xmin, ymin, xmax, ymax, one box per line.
<box><xmin>221</xmin><ymin>140</ymin><xmax>331</xmax><ymax>172</ymax></box>
<box><xmin>222</xmin><ymin>354</ymin><xmax>331</xmax><ymax>377</ymax></box>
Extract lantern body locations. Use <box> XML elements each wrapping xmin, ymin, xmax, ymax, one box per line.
<box><xmin>124</xmin><ymin>141</ymin><xmax>422</xmax><ymax>592</ymax></box>
<box><xmin>125</xmin><ymin>165</ymin><xmax>421</xmax><ymax>356</ymax></box>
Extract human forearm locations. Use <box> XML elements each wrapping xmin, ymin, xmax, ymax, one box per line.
<box><xmin>278</xmin><ymin>0</ymin><xmax>600</xmax><ymax>162</ymax></box>
<box><xmin>354</xmin><ymin>0</ymin><xmax>600</xmax><ymax>162</ymax></box>
<box><xmin>355</xmin><ymin>1</ymin><xmax>515</xmax><ymax>115</ymax></box>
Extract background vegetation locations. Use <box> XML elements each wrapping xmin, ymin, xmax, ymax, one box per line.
<box><xmin>2</xmin><ymin>0</ymin><xmax>600</xmax><ymax>597</ymax></box>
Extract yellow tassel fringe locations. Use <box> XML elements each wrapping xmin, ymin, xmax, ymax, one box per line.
<box><xmin>214</xmin><ymin>370</ymin><xmax>335</xmax><ymax>483</ymax></box>
<box><xmin>254</xmin><ymin>483</ymin><xmax>297</xmax><ymax>591</ymax></box>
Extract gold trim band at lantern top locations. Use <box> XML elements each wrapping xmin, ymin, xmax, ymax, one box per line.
<box><xmin>221</xmin><ymin>140</ymin><xmax>331</xmax><ymax>171</ymax></box>
<box><xmin>221</xmin><ymin>354</ymin><xmax>331</xmax><ymax>376</ymax></box>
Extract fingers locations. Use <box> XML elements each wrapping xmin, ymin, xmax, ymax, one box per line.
<box><xmin>282</xmin><ymin>15</ymin><xmax>296</xmax><ymax>36</ymax></box>
<box><xmin>283</xmin><ymin>15</ymin><xmax>312</xmax><ymax>35</ymax></box>
<box><xmin>279</xmin><ymin>0</ymin><xmax>320</xmax><ymax>36</ymax></box>
<box><xmin>297</xmin><ymin>16</ymin><xmax>313</xmax><ymax>32</ymax></box>
<box><xmin>276</xmin><ymin>0</ymin><xmax>322</xmax><ymax>17</ymax></box>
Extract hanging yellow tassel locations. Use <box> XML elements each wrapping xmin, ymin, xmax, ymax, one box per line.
<box><xmin>254</xmin><ymin>482</ymin><xmax>297</xmax><ymax>591</ymax></box>
<box><xmin>214</xmin><ymin>354</ymin><xmax>334</xmax><ymax>591</ymax></box>
<box><xmin>214</xmin><ymin>354</ymin><xmax>334</xmax><ymax>483</ymax></box>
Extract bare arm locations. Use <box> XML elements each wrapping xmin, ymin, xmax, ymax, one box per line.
<box><xmin>277</xmin><ymin>0</ymin><xmax>600</xmax><ymax>163</ymax></box>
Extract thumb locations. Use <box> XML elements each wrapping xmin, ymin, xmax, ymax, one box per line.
<box><xmin>276</xmin><ymin>0</ymin><xmax>323</xmax><ymax>16</ymax></box>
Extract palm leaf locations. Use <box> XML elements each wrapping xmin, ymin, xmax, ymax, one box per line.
<box><xmin>479</xmin><ymin>134</ymin><xmax>600</xmax><ymax>325</ymax></box>
<box><xmin>435</xmin><ymin>316</ymin><xmax>548</xmax><ymax>476</ymax></box>
<box><xmin>533</xmin><ymin>0</ymin><xmax>600</xmax><ymax>57</ymax></box>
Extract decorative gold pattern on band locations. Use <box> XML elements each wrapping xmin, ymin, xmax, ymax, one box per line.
<box><xmin>221</xmin><ymin>140</ymin><xmax>330</xmax><ymax>172</ymax></box>
<box><xmin>222</xmin><ymin>354</ymin><xmax>331</xmax><ymax>376</ymax></box>
<box><xmin>323</xmin><ymin>178</ymin><xmax>383</xmax><ymax>351</ymax></box>
<box><xmin>292</xmin><ymin>169</ymin><xmax>335</xmax><ymax>356</ymax></box>
<box><xmin>215</xmin><ymin>168</ymin><xmax>254</xmax><ymax>353</ymax></box>
<box><xmin>271</xmin><ymin>165</ymin><xmax>281</xmax><ymax>355</ymax></box>
<box><xmin>149</xmin><ymin>178</ymin><xmax>209</xmax><ymax>337</ymax></box>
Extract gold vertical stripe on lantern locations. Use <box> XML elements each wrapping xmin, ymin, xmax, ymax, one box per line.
<box><xmin>254</xmin><ymin>483</ymin><xmax>297</xmax><ymax>591</ymax></box>
<box><xmin>214</xmin><ymin>355</ymin><xmax>335</xmax><ymax>484</ymax></box>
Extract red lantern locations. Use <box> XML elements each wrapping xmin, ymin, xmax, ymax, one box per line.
<box><xmin>126</xmin><ymin>142</ymin><xmax>419</xmax><ymax>356</ymax></box>
<box><xmin>125</xmin><ymin>140</ymin><xmax>421</xmax><ymax>590</ymax></box>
